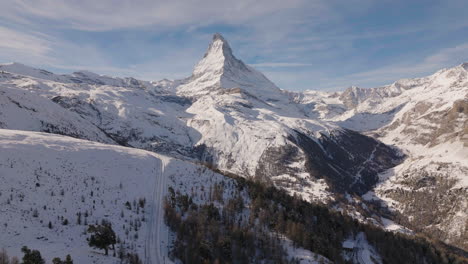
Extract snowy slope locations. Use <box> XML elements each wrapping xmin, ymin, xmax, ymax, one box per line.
<box><xmin>0</xmin><ymin>129</ymin><xmax>205</xmax><ymax>263</ymax></box>
<box><xmin>0</xmin><ymin>62</ymin><xmax>154</xmax><ymax>89</ymax></box>
<box><xmin>0</xmin><ymin>69</ymin><xmax>195</xmax><ymax>155</ymax></box>
<box><xmin>0</xmin><ymin>129</ymin><xmax>157</xmax><ymax>262</ymax></box>
<box><xmin>0</xmin><ymin>129</ymin><xmax>330</xmax><ymax>264</ymax></box>
<box><xmin>0</xmin><ymin>82</ymin><xmax>115</xmax><ymax>144</ymax></box>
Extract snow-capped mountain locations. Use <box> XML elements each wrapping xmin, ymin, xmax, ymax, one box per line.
<box><xmin>176</xmin><ymin>33</ymin><xmax>284</xmax><ymax>101</ymax></box>
<box><xmin>0</xmin><ymin>33</ymin><xmax>466</xmax><ymax>262</ymax></box>
<box><xmin>296</xmin><ymin>63</ymin><xmax>468</xmax><ymax>249</ymax></box>
<box><xmin>0</xmin><ymin>62</ymin><xmax>151</xmax><ymax>89</ymax></box>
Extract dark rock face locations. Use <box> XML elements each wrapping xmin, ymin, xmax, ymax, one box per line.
<box><xmin>255</xmin><ymin>143</ymin><xmax>303</xmax><ymax>185</ymax></box>
<box><xmin>292</xmin><ymin>129</ymin><xmax>402</xmax><ymax>195</ymax></box>
<box><xmin>52</xmin><ymin>96</ymin><xmax>103</xmax><ymax>124</ymax></box>
<box><xmin>382</xmin><ymin>165</ymin><xmax>468</xmax><ymax>250</ymax></box>
<box><xmin>251</xmin><ymin>128</ymin><xmax>403</xmax><ymax>196</ymax></box>
<box><xmin>159</xmin><ymin>95</ymin><xmax>192</xmax><ymax>106</ymax></box>
<box><xmin>339</xmin><ymin>86</ymin><xmax>370</xmax><ymax>108</ymax></box>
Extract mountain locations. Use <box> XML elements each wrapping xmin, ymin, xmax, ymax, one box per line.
<box><xmin>176</xmin><ymin>33</ymin><xmax>283</xmax><ymax>101</ymax></box>
<box><xmin>0</xmin><ymin>35</ymin><xmax>401</xmax><ymax>202</ymax></box>
<box><xmin>0</xmin><ymin>34</ymin><xmax>466</xmax><ymax>262</ymax></box>
<box><xmin>0</xmin><ymin>62</ymin><xmax>151</xmax><ymax>88</ymax></box>
<box><xmin>296</xmin><ymin>63</ymin><xmax>468</xmax><ymax>249</ymax></box>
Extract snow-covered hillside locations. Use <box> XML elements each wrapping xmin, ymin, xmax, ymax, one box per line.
<box><xmin>0</xmin><ymin>129</ymin><xmax>179</xmax><ymax>263</ymax></box>
<box><xmin>0</xmin><ymin>129</ymin><xmax>329</xmax><ymax>263</ymax></box>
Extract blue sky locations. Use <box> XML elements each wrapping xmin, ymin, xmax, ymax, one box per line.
<box><xmin>0</xmin><ymin>0</ymin><xmax>467</xmax><ymax>91</ymax></box>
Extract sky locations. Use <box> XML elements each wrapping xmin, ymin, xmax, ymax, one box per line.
<box><xmin>0</xmin><ymin>0</ymin><xmax>467</xmax><ymax>91</ymax></box>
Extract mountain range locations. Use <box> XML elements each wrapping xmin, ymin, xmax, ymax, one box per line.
<box><xmin>0</xmin><ymin>34</ymin><xmax>466</xmax><ymax>263</ymax></box>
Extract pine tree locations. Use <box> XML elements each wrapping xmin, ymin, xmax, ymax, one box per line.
<box><xmin>20</xmin><ymin>246</ymin><xmax>44</xmax><ymax>264</ymax></box>
<box><xmin>51</xmin><ymin>254</ymin><xmax>72</xmax><ymax>264</ymax></box>
<box><xmin>87</xmin><ymin>220</ymin><xmax>116</xmax><ymax>255</ymax></box>
<box><xmin>76</xmin><ymin>212</ymin><xmax>82</xmax><ymax>225</ymax></box>
<box><xmin>64</xmin><ymin>255</ymin><xmax>73</xmax><ymax>264</ymax></box>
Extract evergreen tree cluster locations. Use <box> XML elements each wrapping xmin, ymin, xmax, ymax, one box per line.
<box><xmin>164</xmin><ymin>173</ymin><xmax>468</xmax><ymax>264</ymax></box>
<box><xmin>164</xmin><ymin>189</ymin><xmax>294</xmax><ymax>263</ymax></box>
<box><xmin>87</xmin><ymin>219</ymin><xmax>117</xmax><ymax>256</ymax></box>
<box><xmin>0</xmin><ymin>247</ymin><xmax>73</xmax><ymax>264</ymax></box>
<box><xmin>242</xmin><ymin>179</ymin><xmax>466</xmax><ymax>264</ymax></box>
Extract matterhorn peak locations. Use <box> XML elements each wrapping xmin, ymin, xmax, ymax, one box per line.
<box><xmin>176</xmin><ymin>33</ymin><xmax>282</xmax><ymax>100</ymax></box>
<box><xmin>192</xmin><ymin>33</ymin><xmax>241</xmax><ymax>77</ymax></box>
<box><xmin>205</xmin><ymin>33</ymin><xmax>233</xmax><ymax>59</ymax></box>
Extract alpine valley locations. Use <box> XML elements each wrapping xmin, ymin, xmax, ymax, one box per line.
<box><xmin>0</xmin><ymin>34</ymin><xmax>466</xmax><ymax>264</ymax></box>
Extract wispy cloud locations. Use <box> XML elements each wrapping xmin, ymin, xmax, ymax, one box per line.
<box><xmin>0</xmin><ymin>0</ymin><xmax>466</xmax><ymax>90</ymax></box>
<box><xmin>268</xmin><ymin>42</ymin><xmax>468</xmax><ymax>91</ymax></box>
<box><xmin>0</xmin><ymin>26</ymin><xmax>54</xmax><ymax>62</ymax></box>
<box><xmin>0</xmin><ymin>0</ymin><xmax>310</xmax><ymax>31</ymax></box>
<box><xmin>250</xmin><ymin>62</ymin><xmax>314</xmax><ymax>68</ymax></box>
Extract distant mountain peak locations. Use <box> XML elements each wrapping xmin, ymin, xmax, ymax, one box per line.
<box><xmin>177</xmin><ymin>33</ymin><xmax>282</xmax><ymax>99</ymax></box>
<box><xmin>212</xmin><ymin>32</ymin><xmax>225</xmax><ymax>41</ymax></box>
<box><xmin>210</xmin><ymin>33</ymin><xmax>230</xmax><ymax>51</ymax></box>
<box><xmin>192</xmin><ymin>33</ymin><xmax>240</xmax><ymax>77</ymax></box>
<box><xmin>0</xmin><ymin>62</ymin><xmax>56</xmax><ymax>79</ymax></box>
<box><xmin>462</xmin><ymin>62</ymin><xmax>468</xmax><ymax>71</ymax></box>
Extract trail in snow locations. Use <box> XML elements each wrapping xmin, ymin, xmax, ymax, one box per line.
<box><xmin>353</xmin><ymin>144</ymin><xmax>379</xmax><ymax>185</ymax></box>
<box><xmin>352</xmin><ymin>233</ymin><xmax>382</xmax><ymax>264</ymax></box>
<box><xmin>145</xmin><ymin>158</ymin><xmax>172</xmax><ymax>264</ymax></box>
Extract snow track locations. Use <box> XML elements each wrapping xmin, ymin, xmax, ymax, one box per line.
<box><xmin>145</xmin><ymin>158</ymin><xmax>171</xmax><ymax>264</ymax></box>
<box><xmin>348</xmin><ymin>233</ymin><xmax>382</xmax><ymax>264</ymax></box>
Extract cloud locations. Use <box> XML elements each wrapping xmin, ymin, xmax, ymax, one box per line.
<box><xmin>0</xmin><ymin>0</ymin><xmax>466</xmax><ymax>92</ymax></box>
<box><xmin>424</xmin><ymin>43</ymin><xmax>468</xmax><ymax>66</ymax></box>
<box><xmin>342</xmin><ymin>43</ymin><xmax>468</xmax><ymax>85</ymax></box>
<box><xmin>250</xmin><ymin>62</ymin><xmax>314</xmax><ymax>68</ymax></box>
<box><xmin>0</xmin><ymin>26</ymin><xmax>53</xmax><ymax>62</ymax></box>
<box><xmin>261</xmin><ymin>42</ymin><xmax>468</xmax><ymax>91</ymax></box>
<box><xmin>0</xmin><ymin>0</ymin><xmax>311</xmax><ymax>31</ymax></box>
<box><xmin>0</xmin><ymin>0</ymin><xmax>332</xmax><ymax>80</ymax></box>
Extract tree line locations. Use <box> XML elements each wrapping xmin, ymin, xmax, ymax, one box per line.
<box><xmin>164</xmin><ymin>172</ymin><xmax>468</xmax><ymax>264</ymax></box>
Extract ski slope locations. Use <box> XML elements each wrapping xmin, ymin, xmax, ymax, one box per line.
<box><xmin>145</xmin><ymin>157</ymin><xmax>173</xmax><ymax>264</ymax></box>
<box><xmin>0</xmin><ymin>129</ymin><xmax>174</xmax><ymax>263</ymax></box>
